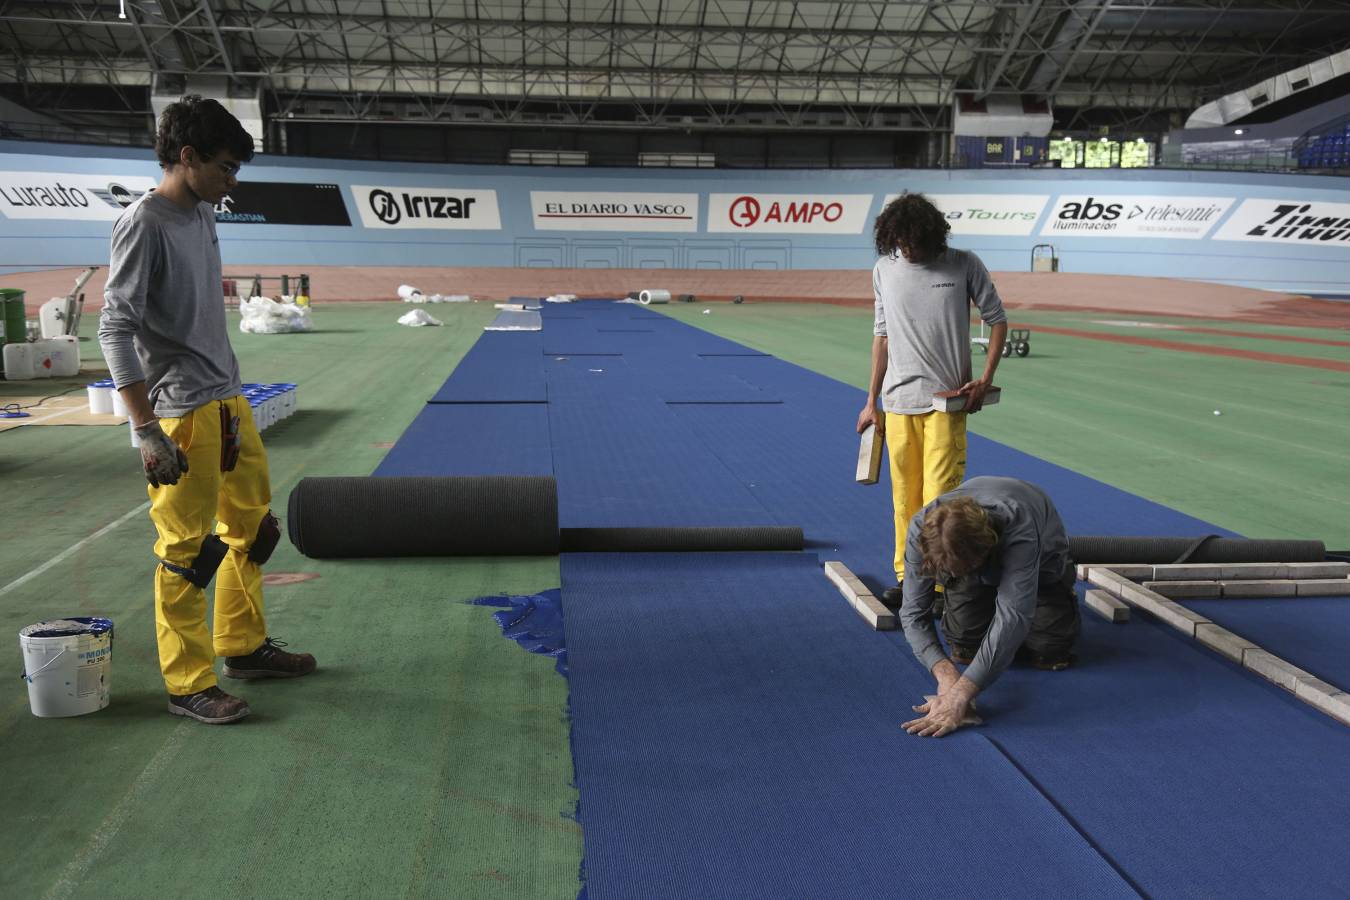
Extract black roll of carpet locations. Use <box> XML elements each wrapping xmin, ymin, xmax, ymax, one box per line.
<box><xmin>1068</xmin><ymin>535</ymin><xmax>1326</xmax><ymax>565</ymax></box>
<box><xmin>560</xmin><ymin>526</ymin><xmax>802</xmax><ymax>553</ymax></box>
<box><xmin>287</xmin><ymin>475</ymin><xmax>804</xmax><ymax>558</ymax></box>
<box><xmin>288</xmin><ymin>475</ymin><xmax>560</xmax><ymax>558</ymax></box>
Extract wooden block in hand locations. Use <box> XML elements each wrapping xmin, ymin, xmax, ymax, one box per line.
<box><xmin>856</xmin><ymin>423</ymin><xmax>884</xmax><ymax>485</ymax></box>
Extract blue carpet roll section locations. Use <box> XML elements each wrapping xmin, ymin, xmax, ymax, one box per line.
<box><xmin>372</xmin><ymin>403</ymin><xmax>553</xmax><ymax>477</ymax></box>
<box><xmin>903</xmin><ymin>610</ymin><xmax>1350</xmax><ymax>898</ymax></box>
<box><xmin>430</xmin><ymin>332</ymin><xmax>546</xmax><ymax>403</ymax></box>
<box><xmin>548</xmin><ymin>399</ymin><xmax>774</xmax><ymax>528</ymax></box>
<box><xmin>561</xmin><ymin>552</ymin><xmax>1137</xmax><ymax>900</ymax></box>
<box><xmin>1184</xmin><ymin>596</ymin><xmax>1350</xmax><ymax>688</ymax></box>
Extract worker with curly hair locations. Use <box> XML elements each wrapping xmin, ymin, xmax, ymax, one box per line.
<box><xmin>858</xmin><ymin>192</ymin><xmax>1009</xmax><ymax>608</ymax></box>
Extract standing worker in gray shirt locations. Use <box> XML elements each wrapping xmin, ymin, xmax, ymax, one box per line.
<box><xmin>99</xmin><ymin>96</ymin><xmax>316</xmax><ymax>725</ymax></box>
<box><xmin>899</xmin><ymin>476</ymin><xmax>1080</xmax><ymax>738</ymax></box>
<box><xmin>857</xmin><ymin>193</ymin><xmax>1008</xmax><ymax>607</ymax></box>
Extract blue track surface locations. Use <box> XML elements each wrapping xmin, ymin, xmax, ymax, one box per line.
<box><xmin>376</xmin><ymin>300</ymin><xmax>1350</xmax><ymax>898</ymax></box>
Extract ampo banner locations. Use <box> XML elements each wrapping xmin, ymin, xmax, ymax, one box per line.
<box><xmin>351</xmin><ymin>185</ymin><xmax>501</xmax><ymax>229</ymax></box>
<box><xmin>884</xmin><ymin>193</ymin><xmax>1049</xmax><ymax>236</ymax></box>
<box><xmin>707</xmin><ymin>193</ymin><xmax>872</xmax><ymax>234</ymax></box>
<box><xmin>1212</xmin><ymin>198</ymin><xmax>1350</xmax><ymax>246</ymax></box>
<box><xmin>0</xmin><ymin>172</ymin><xmax>156</xmax><ymax>220</ymax></box>
<box><xmin>1040</xmin><ymin>195</ymin><xmax>1233</xmax><ymax>239</ymax></box>
<box><xmin>530</xmin><ymin>191</ymin><xmax>698</xmax><ymax>232</ymax></box>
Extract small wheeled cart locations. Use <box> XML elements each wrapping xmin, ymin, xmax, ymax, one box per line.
<box><xmin>973</xmin><ymin>322</ymin><xmax>1032</xmax><ymax>358</ymax></box>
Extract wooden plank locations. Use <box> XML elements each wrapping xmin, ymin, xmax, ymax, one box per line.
<box><xmin>1076</xmin><ymin>563</ymin><xmax>1153</xmax><ymax>581</ymax></box>
<box><xmin>1084</xmin><ymin>589</ymin><xmax>1130</xmax><ymax>623</ymax></box>
<box><xmin>1194</xmin><ymin>623</ymin><xmax>1260</xmax><ymax>664</ymax></box>
<box><xmin>1284</xmin><ymin>562</ymin><xmax>1350</xmax><ymax>579</ymax></box>
<box><xmin>1139</xmin><ymin>598</ymin><xmax>1211</xmax><ymax>638</ymax></box>
<box><xmin>1144</xmin><ymin>580</ymin><xmax>1222</xmax><ymax>599</ymax></box>
<box><xmin>1219</xmin><ymin>563</ymin><xmax>1288</xmax><ymax>580</ymax></box>
<box><xmin>1221</xmin><ymin>580</ymin><xmax>1298</xmax><ymax>598</ymax></box>
<box><xmin>855</xmin><ymin>423</ymin><xmax>884</xmax><ymax>485</ymax></box>
<box><xmin>823</xmin><ymin>561</ymin><xmax>896</xmax><ymax>631</ymax></box>
<box><xmin>1294</xmin><ymin>679</ymin><xmax>1350</xmax><ymax>726</ymax></box>
<box><xmin>1295</xmin><ymin>579</ymin><xmax>1350</xmax><ymax>597</ymax></box>
<box><xmin>1150</xmin><ymin>564</ymin><xmax>1231</xmax><ymax>581</ymax></box>
<box><xmin>1084</xmin><ymin>567</ymin><xmax>1136</xmax><ymax>600</ymax></box>
<box><xmin>1243</xmin><ymin>650</ymin><xmax>1317</xmax><ymax>693</ymax></box>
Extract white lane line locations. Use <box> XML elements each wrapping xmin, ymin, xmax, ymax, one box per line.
<box><xmin>0</xmin><ymin>500</ymin><xmax>150</xmax><ymax>598</ymax></box>
<box><xmin>40</xmin><ymin>722</ymin><xmax>191</xmax><ymax>900</ymax></box>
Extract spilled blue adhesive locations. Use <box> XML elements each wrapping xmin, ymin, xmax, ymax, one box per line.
<box><xmin>470</xmin><ymin>588</ymin><xmax>568</xmax><ymax>678</ymax></box>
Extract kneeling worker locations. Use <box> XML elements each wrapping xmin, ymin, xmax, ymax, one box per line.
<box><xmin>898</xmin><ymin>476</ymin><xmax>1079</xmax><ymax>738</ymax></box>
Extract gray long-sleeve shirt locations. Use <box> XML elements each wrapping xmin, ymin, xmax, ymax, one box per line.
<box><xmin>98</xmin><ymin>191</ymin><xmax>241</xmax><ymax>418</ymax></box>
<box><xmin>899</xmin><ymin>476</ymin><xmax>1070</xmax><ymax>689</ymax></box>
<box><xmin>872</xmin><ymin>248</ymin><xmax>1007</xmax><ymax>415</ymax></box>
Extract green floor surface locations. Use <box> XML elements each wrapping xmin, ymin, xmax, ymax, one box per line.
<box><xmin>1</xmin><ymin>303</ymin><xmax>580</xmax><ymax>900</ymax></box>
<box><xmin>656</xmin><ymin>302</ymin><xmax>1350</xmax><ymax>548</ymax></box>
<box><xmin>4</xmin><ymin>297</ymin><xmax>1347</xmax><ymax>899</ymax></box>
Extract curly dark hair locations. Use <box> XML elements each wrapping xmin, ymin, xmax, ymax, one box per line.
<box><xmin>155</xmin><ymin>95</ymin><xmax>256</xmax><ymax>169</ymax></box>
<box><xmin>873</xmin><ymin>192</ymin><xmax>950</xmax><ymax>260</ymax></box>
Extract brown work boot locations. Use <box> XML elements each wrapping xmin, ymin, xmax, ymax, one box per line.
<box><xmin>167</xmin><ymin>686</ymin><xmax>251</xmax><ymax>724</ymax></box>
<box><xmin>223</xmin><ymin>637</ymin><xmax>317</xmax><ymax>680</ymax></box>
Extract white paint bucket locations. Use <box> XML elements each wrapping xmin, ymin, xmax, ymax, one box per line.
<box><xmin>638</xmin><ymin>289</ymin><xmax>671</xmax><ymax>305</ymax></box>
<box><xmin>19</xmin><ymin>618</ymin><xmax>113</xmax><ymax>717</ymax></box>
<box><xmin>110</xmin><ymin>390</ymin><xmax>128</xmax><ymax>419</ymax></box>
<box><xmin>86</xmin><ymin>380</ymin><xmax>114</xmax><ymax>415</ymax></box>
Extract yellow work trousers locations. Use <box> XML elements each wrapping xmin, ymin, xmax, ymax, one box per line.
<box><xmin>149</xmin><ymin>395</ymin><xmax>270</xmax><ymax>695</ymax></box>
<box><xmin>886</xmin><ymin>410</ymin><xmax>968</xmax><ymax>582</ymax></box>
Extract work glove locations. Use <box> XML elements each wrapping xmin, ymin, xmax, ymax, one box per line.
<box><xmin>134</xmin><ymin>419</ymin><xmax>190</xmax><ymax>487</ymax></box>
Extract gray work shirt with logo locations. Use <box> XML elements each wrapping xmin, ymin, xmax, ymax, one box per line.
<box><xmin>872</xmin><ymin>248</ymin><xmax>1007</xmax><ymax>415</ymax></box>
<box><xmin>899</xmin><ymin>476</ymin><xmax>1071</xmax><ymax>689</ymax></box>
<box><xmin>98</xmin><ymin>191</ymin><xmax>242</xmax><ymax>418</ymax></box>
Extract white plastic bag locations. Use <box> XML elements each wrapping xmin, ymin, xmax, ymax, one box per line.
<box><xmin>398</xmin><ymin>309</ymin><xmax>442</xmax><ymax>327</ymax></box>
<box><xmin>239</xmin><ymin>296</ymin><xmax>313</xmax><ymax>334</ymax></box>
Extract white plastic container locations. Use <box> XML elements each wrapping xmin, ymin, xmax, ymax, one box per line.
<box><xmin>397</xmin><ymin>284</ymin><xmax>423</xmax><ymax>301</ymax></box>
<box><xmin>110</xmin><ymin>389</ymin><xmax>129</xmax><ymax>418</ymax></box>
<box><xmin>19</xmin><ymin>618</ymin><xmax>113</xmax><ymax>718</ymax></box>
<box><xmin>87</xmin><ymin>380</ymin><xmax>114</xmax><ymax>415</ymax></box>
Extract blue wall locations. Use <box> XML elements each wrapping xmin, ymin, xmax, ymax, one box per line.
<box><xmin>2</xmin><ymin>139</ymin><xmax>1348</xmax><ymax>295</ymax></box>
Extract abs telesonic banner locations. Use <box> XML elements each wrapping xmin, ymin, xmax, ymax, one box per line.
<box><xmin>707</xmin><ymin>193</ymin><xmax>872</xmax><ymax>234</ymax></box>
<box><xmin>351</xmin><ymin>185</ymin><xmax>502</xmax><ymax>230</ymax></box>
<box><xmin>1212</xmin><ymin>199</ymin><xmax>1350</xmax><ymax>246</ymax></box>
<box><xmin>883</xmin><ymin>193</ymin><xmax>1049</xmax><ymax>236</ymax></box>
<box><xmin>0</xmin><ymin>172</ymin><xmax>156</xmax><ymax>220</ymax></box>
<box><xmin>1040</xmin><ymin>195</ymin><xmax>1233</xmax><ymax>239</ymax></box>
<box><xmin>531</xmin><ymin>192</ymin><xmax>698</xmax><ymax>232</ymax></box>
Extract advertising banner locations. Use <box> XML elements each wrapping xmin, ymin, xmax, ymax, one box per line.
<box><xmin>1040</xmin><ymin>195</ymin><xmax>1233</xmax><ymax>239</ymax></box>
<box><xmin>1212</xmin><ymin>198</ymin><xmax>1350</xmax><ymax>246</ymax></box>
<box><xmin>707</xmin><ymin>193</ymin><xmax>872</xmax><ymax>234</ymax></box>
<box><xmin>0</xmin><ymin>172</ymin><xmax>155</xmax><ymax>220</ymax></box>
<box><xmin>530</xmin><ymin>191</ymin><xmax>698</xmax><ymax>232</ymax></box>
<box><xmin>351</xmin><ymin>185</ymin><xmax>502</xmax><ymax>230</ymax></box>
<box><xmin>215</xmin><ymin>182</ymin><xmax>351</xmax><ymax>226</ymax></box>
<box><xmin>884</xmin><ymin>193</ymin><xmax>1049</xmax><ymax>235</ymax></box>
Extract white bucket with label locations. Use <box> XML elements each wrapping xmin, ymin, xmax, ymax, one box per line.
<box><xmin>19</xmin><ymin>618</ymin><xmax>113</xmax><ymax>717</ymax></box>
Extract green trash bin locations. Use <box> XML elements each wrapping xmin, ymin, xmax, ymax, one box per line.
<box><xmin>0</xmin><ymin>287</ymin><xmax>25</xmax><ymax>345</ymax></box>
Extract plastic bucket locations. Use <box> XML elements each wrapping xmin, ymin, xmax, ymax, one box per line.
<box><xmin>87</xmin><ymin>380</ymin><xmax>114</xmax><ymax>415</ymax></box>
<box><xmin>110</xmin><ymin>390</ymin><xmax>128</xmax><ymax>418</ymax></box>
<box><xmin>19</xmin><ymin>618</ymin><xmax>113</xmax><ymax>717</ymax></box>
